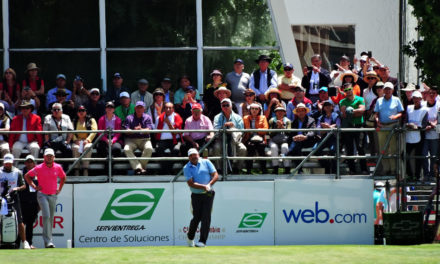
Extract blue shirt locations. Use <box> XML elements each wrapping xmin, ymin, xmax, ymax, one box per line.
<box><xmin>123</xmin><ymin>113</ymin><xmax>154</xmax><ymax>138</ymax></box>
<box><xmin>213</xmin><ymin>111</ymin><xmax>244</xmax><ymax>129</ymax></box>
<box><xmin>184</xmin><ymin>159</ymin><xmax>216</xmax><ymax>194</ymax></box>
<box><xmin>374</xmin><ymin>96</ymin><xmax>403</xmax><ymax>124</ymax></box>
<box><xmin>46</xmin><ymin>87</ymin><xmax>73</xmax><ymax>109</ymax></box>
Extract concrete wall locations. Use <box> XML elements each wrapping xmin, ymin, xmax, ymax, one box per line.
<box><xmin>271</xmin><ymin>0</ymin><xmax>401</xmax><ymax>78</ymax></box>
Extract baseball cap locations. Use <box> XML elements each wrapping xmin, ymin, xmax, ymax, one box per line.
<box><xmin>383</xmin><ymin>82</ymin><xmax>394</xmax><ymax>90</ymax></box>
<box><xmin>221</xmin><ymin>98</ymin><xmax>232</xmax><ymax>105</ymax></box>
<box><xmin>192</xmin><ymin>103</ymin><xmax>202</xmax><ymax>110</ymax></box>
<box><xmin>90</xmin><ymin>88</ymin><xmax>100</xmax><ymax>94</ymax></box>
<box><xmin>323</xmin><ymin>100</ymin><xmax>333</xmax><ymax>106</ymax></box>
<box><xmin>188</xmin><ymin>148</ymin><xmax>198</xmax><ymax>157</ymax></box>
<box><xmin>44</xmin><ymin>148</ymin><xmax>55</xmax><ymax>156</ymax></box>
<box><xmin>113</xmin><ymin>73</ymin><xmax>122</xmax><ymax>78</ymax></box>
<box><xmin>186</xmin><ymin>86</ymin><xmax>195</xmax><ymax>91</ymax></box>
<box><xmin>360</xmin><ymin>55</ymin><xmax>368</xmax><ymax>62</ymax></box>
<box><xmin>3</xmin><ymin>153</ymin><xmax>14</xmax><ymax>164</ymax></box>
<box><xmin>162</xmin><ymin>77</ymin><xmax>172</xmax><ymax>82</ymax></box>
<box><xmin>412</xmin><ymin>91</ymin><xmax>422</xmax><ymax>98</ymax></box>
<box><xmin>319</xmin><ymin>87</ymin><xmax>328</xmax><ymax>93</ymax></box>
<box><xmin>135</xmin><ymin>101</ymin><xmax>145</xmax><ymax>108</ymax></box>
<box><xmin>25</xmin><ymin>155</ymin><xmax>35</xmax><ymax>162</ymax></box>
<box><xmin>119</xmin><ymin>91</ymin><xmax>130</xmax><ymax>98</ymax></box>
<box><xmin>56</xmin><ymin>74</ymin><xmax>66</xmax><ymax>80</ymax></box>
<box><xmin>283</xmin><ymin>63</ymin><xmax>294</xmax><ymax>70</ymax></box>
<box><xmin>74</xmin><ymin>75</ymin><xmax>83</xmax><ymax>82</ymax></box>
<box><xmin>138</xmin><ymin>78</ymin><xmax>149</xmax><ymax>85</ymax></box>
<box><xmin>234</xmin><ymin>58</ymin><xmax>244</xmax><ymax>64</ymax></box>
<box><xmin>106</xmin><ymin>101</ymin><xmax>115</xmax><ymax>108</ymax></box>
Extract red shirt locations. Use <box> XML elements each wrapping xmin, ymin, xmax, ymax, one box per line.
<box><xmin>22</xmin><ymin>77</ymin><xmax>44</xmax><ymax>92</ymax></box>
<box><xmin>27</xmin><ymin>162</ymin><xmax>66</xmax><ymax>195</ymax></box>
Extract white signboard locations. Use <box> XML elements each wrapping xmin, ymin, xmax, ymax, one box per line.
<box><xmin>174</xmin><ymin>181</ymin><xmax>274</xmax><ymax>246</ymax></box>
<box><xmin>274</xmin><ymin>179</ymin><xmax>374</xmax><ymax>245</ymax></box>
<box><xmin>33</xmin><ymin>184</ymin><xmax>73</xmax><ymax>249</ymax></box>
<box><xmin>74</xmin><ymin>183</ymin><xmax>173</xmax><ymax>247</ymax></box>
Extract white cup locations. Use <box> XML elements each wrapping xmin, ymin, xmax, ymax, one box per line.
<box><xmin>67</xmin><ymin>239</ymin><xmax>72</xmax><ymax>248</ymax></box>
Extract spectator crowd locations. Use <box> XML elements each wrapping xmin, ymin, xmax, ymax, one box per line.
<box><xmin>0</xmin><ymin>54</ymin><xmax>437</xmax><ymax>181</ymax></box>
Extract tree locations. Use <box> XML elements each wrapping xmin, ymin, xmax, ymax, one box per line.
<box><xmin>404</xmin><ymin>0</ymin><xmax>440</xmax><ymax>85</ymax></box>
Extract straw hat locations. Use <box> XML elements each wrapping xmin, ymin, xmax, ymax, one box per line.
<box><xmin>265</xmin><ymin>87</ymin><xmax>281</xmax><ymax>101</ymax></box>
<box><xmin>293</xmin><ymin>103</ymin><xmax>310</xmax><ymax>115</ymax></box>
<box><xmin>364</xmin><ymin>71</ymin><xmax>380</xmax><ymax>81</ymax></box>
<box><xmin>213</xmin><ymin>87</ymin><xmax>231</xmax><ymax>98</ymax></box>
<box><xmin>25</xmin><ymin>62</ymin><xmax>39</xmax><ymax>73</ymax></box>
<box><xmin>340</xmin><ymin>70</ymin><xmax>358</xmax><ymax>83</ymax></box>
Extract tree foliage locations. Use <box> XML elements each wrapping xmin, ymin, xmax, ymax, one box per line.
<box><xmin>404</xmin><ymin>0</ymin><xmax>440</xmax><ymax>85</ymax></box>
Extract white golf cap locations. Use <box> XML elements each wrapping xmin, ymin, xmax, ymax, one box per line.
<box><xmin>44</xmin><ymin>148</ymin><xmax>55</xmax><ymax>156</ymax></box>
<box><xmin>412</xmin><ymin>91</ymin><xmax>422</xmax><ymax>98</ymax></box>
<box><xmin>25</xmin><ymin>155</ymin><xmax>36</xmax><ymax>162</ymax></box>
<box><xmin>221</xmin><ymin>98</ymin><xmax>232</xmax><ymax>105</ymax></box>
<box><xmin>3</xmin><ymin>153</ymin><xmax>14</xmax><ymax>164</ymax></box>
<box><xmin>383</xmin><ymin>82</ymin><xmax>394</xmax><ymax>90</ymax></box>
<box><xmin>187</xmin><ymin>148</ymin><xmax>199</xmax><ymax>157</ymax></box>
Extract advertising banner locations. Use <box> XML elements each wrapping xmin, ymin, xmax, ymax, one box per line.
<box><xmin>33</xmin><ymin>184</ymin><xmax>73</xmax><ymax>249</ymax></box>
<box><xmin>274</xmin><ymin>179</ymin><xmax>374</xmax><ymax>245</ymax></box>
<box><xmin>174</xmin><ymin>181</ymin><xmax>274</xmax><ymax>246</ymax></box>
<box><xmin>74</xmin><ymin>183</ymin><xmax>173</xmax><ymax>247</ymax></box>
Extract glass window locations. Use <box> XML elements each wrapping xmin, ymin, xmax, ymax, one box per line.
<box><xmin>106</xmin><ymin>0</ymin><xmax>196</xmax><ymax>47</ymax></box>
<box><xmin>0</xmin><ymin>3</ymin><xmax>3</xmax><ymax>49</ymax></box>
<box><xmin>9</xmin><ymin>52</ymin><xmax>101</xmax><ymax>89</ymax></box>
<box><xmin>9</xmin><ymin>0</ymin><xmax>99</xmax><ymax>48</ymax></box>
<box><xmin>292</xmin><ymin>25</ymin><xmax>355</xmax><ymax>71</ymax></box>
<box><xmin>106</xmin><ymin>51</ymin><xmax>197</xmax><ymax>93</ymax></box>
<box><xmin>203</xmin><ymin>49</ymin><xmax>282</xmax><ymax>83</ymax></box>
<box><xmin>203</xmin><ymin>0</ymin><xmax>276</xmax><ymax>47</ymax></box>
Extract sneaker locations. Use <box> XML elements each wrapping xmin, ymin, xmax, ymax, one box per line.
<box><xmin>187</xmin><ymin>238</ymin><xmax>194</xmax><ymax>247</ymax></box>
<box><xmin>195</xmin><ymin>242</ymin><xmax>206</xmax><ymax>247</ymax></box>
<box><xmin>22</xmin><ymin>240</ymin><xmax>31</xmax><ymax>249</ymax></box>
<box><xmin>45</xmin><ymin>242</ymin><xmax>55</xmax><ymax>248</ymax></box>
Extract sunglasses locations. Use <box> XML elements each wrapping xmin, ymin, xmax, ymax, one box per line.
<box><xmin>52</xmin><ymin>109</ymin><xmax>62</xmax><ymax>112</ymax></box>
<box><xmin>91</xmin><ymin>92</ymin><xmax>100</xmax><ymax>95</ymax></box>
<box><xmin>284</xmin><ymin>68</ymin><xmax>293</xmax><ymax>71</ymax></box>
<box><xmin>366</xmin><ymin>77</ymin><xmax>376</xmax><ymax>80</ymax></box>
<box><xmin>21</xmin><ymin>106</ymin><xmax>32</xmax><ymax>110</ymax></box>
<box><xmin>221</xmin><ymin>104</ymin><xmax>230</xmax><ymax>107</ymax></box>
<box><xmin>245</xmin><ymin>94</ymin><xmax>254</xmax><ymax>97</ymax></box>
<box><xmin>78</xmin><ymin>109</ymin><xmax>86</xmax><ymax>112</ymax></box>
<box><xmin>344</xmin><ymin>89</ymin><xmax>353</xmax><ymax>92</ymax></box>
<box><xmin>5</xmin><ymin>72</ymin><xmax>13</xmax><ymax>75</ymax></box>
<box><xmin>106</xmin><ymin>105</ymin><xmax>115</xmax><ymax>108</ymax></box>
<box><xmin>250</xmin><ymin>108</ymin><xmax>260</xmax><ymax>110</ymax></box>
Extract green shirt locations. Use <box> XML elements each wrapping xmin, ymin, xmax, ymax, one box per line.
<box><xmin>340</xmin><ymin>95</ymin><xmax>365</xmax><ymax>125</ymax></box>
<box><xmin>115</xmin><ymin>103</ymin><xmax>135</xmax><ymax>123</ymax></box>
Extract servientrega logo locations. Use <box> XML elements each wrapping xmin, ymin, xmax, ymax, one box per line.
<box><xmin>238</xmin><ymin>213</ymin><xmax>267</xmax><ymax>228</ymax></box>
<box><xmin>101</xmin><ymin>189</ymin><xmax>164</xmax><ymax>221</ymax></box>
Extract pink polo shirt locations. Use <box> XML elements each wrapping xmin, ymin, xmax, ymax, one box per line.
<box><xmin>27</xmin><ymin>162</ymin><xmax>66</xmax><ymax>195</ymax></box>
<box><xmin>183</xmin><ymin>114</ymin><xmax>214</xmax><ymax>140</ymax></box>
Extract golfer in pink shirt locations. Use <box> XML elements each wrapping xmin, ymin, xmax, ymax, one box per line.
<box><xmin>24</xmin><ymin>148</ymin><xmax>66</xmax><ymax>248</ymax></box>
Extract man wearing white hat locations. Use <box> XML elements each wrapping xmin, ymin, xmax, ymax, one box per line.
<box><xmin>405</xmin><ymin>91</ymin><xmax>428</xmax><ymax>181</ymax></box>
<box><xmin>212</xmin><ymin>98</ymin><xmax>247</xmax><ymax>173</ymax></box>
<box><xmin>374</xmin><ymin>82</ymin><xmax>404</xmax><ymax>175</ymax></box>
<box><xmin>24</xmin><ymin>148</ymin><xmax>66</xmax><ymax>248</ymax></box>
<box><xmin>0</xmin><ymin>153</ymin><xmax>30</xmax><ymax>249</ymax></box>
<box><xmin>184</xmin><ymin>148</ymin><xmax>218</xmax><ymax>248</ymax></box>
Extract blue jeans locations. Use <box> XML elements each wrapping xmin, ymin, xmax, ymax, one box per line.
<box><xmin>422</xmin><ymin>139</ymin><xmax>439</xmax><ymax>178</ymax></box>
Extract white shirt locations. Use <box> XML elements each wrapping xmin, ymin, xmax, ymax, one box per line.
<box><xmin>363</xmin><ymin>87</ymin><xmax>377</xmax><ymax>110</ymax></box>
<box><xmin>156</xmin><ymin>112</ymin><xmax>176</xmax><ymax>140</ymax></box>
<box><xmin>406</xmin><ymin>105</ymin><xmax>427</xmax><ymax>143</ymax></box>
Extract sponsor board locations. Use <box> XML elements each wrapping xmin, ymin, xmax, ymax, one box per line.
<box><xmin>33</xmin><ymin>184</ymin><xmax>73</xmax><ymax>249</ymax></box>
<box><xmin>74</xmin><ymin>183</ymin><xmax>173</xmax><ymax>247</ymax></box>
<box><xmin>274</xmin><ymin>179</ymin><xmax>374</xmax><ymax>245</ymax></box>
<box><xmin>173</xmin><ymin>181</ymin><xmax>274</xmax><ymax>245</ymax></box>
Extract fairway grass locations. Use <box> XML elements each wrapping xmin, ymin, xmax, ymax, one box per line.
<box><xmin>1</xmin><ymin>244</ymin><xmax>439</xmax><ymax>264</ymax></box>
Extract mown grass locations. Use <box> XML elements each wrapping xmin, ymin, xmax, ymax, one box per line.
<box><xmin>1</xmin><ymin>244</ymin><xmax>439</xmax><ymax>264</ymax></box>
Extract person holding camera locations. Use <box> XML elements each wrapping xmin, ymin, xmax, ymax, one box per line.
<box><xmin>184</xmin><ymin>148</ymin><xmax>218</xmax><ymax>248</ymax></box>
<box><xmin>301</xmin><ymin>54</ymin><xmax>331</xmax><ymax>103</ymax></box>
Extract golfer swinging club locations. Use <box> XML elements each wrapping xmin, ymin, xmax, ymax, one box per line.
<box><xmin>184</xmin><ymin>148</ymin><xmax>218</xmax><ymax>247</ymax></box>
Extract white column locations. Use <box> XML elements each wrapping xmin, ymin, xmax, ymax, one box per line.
<box><xmin>196</xmin><ymin>0</ymin><xmax>203</xmax><ymax>95</ymax></box>
<box><xmin>267</xmin><ymin>0</ymin><xmax>301</xmax><ymax>70</ymax></box>
<box><xmin>99</xmin><ymin>0</ymin><xmax>107</xmax><ymax>93</ymax></box>
<box><xmin>2</xmin><ymin>0</ymin><xmax>9</xmax><ymax>70</ymax></box>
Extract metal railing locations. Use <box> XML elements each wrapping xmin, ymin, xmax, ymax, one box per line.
<box><xmin>0</xmin><ymin>125</ymin><xmax>429</xmax><ymax>181</ymax></box>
